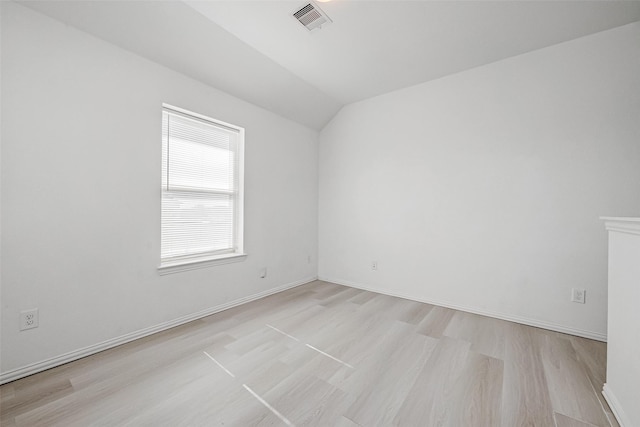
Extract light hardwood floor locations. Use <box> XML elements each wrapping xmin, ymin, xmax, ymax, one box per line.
<box><xmin>0</xmin><ymin>281</ymin><xmax>618</xmax><ymax>426</ymax></box>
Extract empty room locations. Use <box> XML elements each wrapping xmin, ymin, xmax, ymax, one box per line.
<box><xmin>1</xmin><ymin>0</ymin><xmax>639</xmax><ymax>426</ymax></box>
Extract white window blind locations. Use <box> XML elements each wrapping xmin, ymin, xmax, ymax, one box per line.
<box><xmin>161</xmin><ymin>106</ymin><xmax>244</xmax><ymax>267</ymax></box>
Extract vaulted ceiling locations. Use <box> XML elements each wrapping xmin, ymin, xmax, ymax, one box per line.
<box><xmin>20</xmin><ymin>1</ymin><xmax>640</xmax><ymax>130</ymax></box>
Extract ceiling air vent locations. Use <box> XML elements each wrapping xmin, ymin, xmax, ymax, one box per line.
<box><xmin>293</xmin><ymin>2</ymin><xmax>332</xmax><ymax>31</ymax></box>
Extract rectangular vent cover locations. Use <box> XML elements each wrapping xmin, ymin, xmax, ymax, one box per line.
<box><xmin>293</xmin><ymin>2</ymin><xmax>332</xmax><ymax>31</ymax></box>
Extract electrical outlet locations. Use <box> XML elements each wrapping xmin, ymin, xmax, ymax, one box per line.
<box><xmin>571</xmin><ymin>288</ymin><xmax>586</xmax><ymax>304</ymax></box>
<box><xmin>20</xmin><ymin>309</ymin><xmax>39</xmax><ymax>331</ymax></box>
<box><xmin>307</xmin><ymin>255</ymin><xmax>311</xmax><ymax>264</ymax></box>
<box><xmin>259</xmin><ymin>267</ymin><xmax>267</xmax><ymax>279</ymax></box>
<box><xmin>372</xmin><ymin>261</ymin><xmax>378</xmax><ymax>271</ymax></box>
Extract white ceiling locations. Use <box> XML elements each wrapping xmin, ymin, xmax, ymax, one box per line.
<box><xmin>20</xmin><ymin>1</ymin><xmax>640</xmax><ymax>130</ymax></box>
<box><xmin>187</xmin><ymin>1</ymin><xmax>640</xmax><ymax>105</ymax></box>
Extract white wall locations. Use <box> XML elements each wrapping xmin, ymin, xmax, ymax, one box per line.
<box><xmin>319</xmin><ymin>22</ymin><xmax>640</xmax><ymax>339</ymax></box>
<box><xmin>0</xmin><ymin>3</ymin><xmax>318</xmax><ymax>377</ymax></box>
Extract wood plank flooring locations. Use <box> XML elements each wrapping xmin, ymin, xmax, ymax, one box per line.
<box><xmin>0</xmin><ymin>280</ymin><xmax>618</xmax><ymax>426</ymax></box>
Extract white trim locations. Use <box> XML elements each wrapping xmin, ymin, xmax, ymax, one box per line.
<box><xmin>319</xmin><ymin>276</ymin><xmax>607</xmax><ymax>342</ymax></box>
<box><xmin>602</xmin><ymin>383</ymin><xmax>630</xmax><ymax>427</ymax></box>
<box><xmin>160</xmin><ymin>104</ymin><xmax>246</xmax><ymax>270</ymax></box>
<box><xmin>162</xmin><ymin>103</ymin><xmax>243</xmax><ymax>133</ymax></box>
<box><xmin>0</xmin><ymin>276</ymin><xmax>317</xmax><ymax>385</ymax></box>
<box><xmin>601</xmin><ymin>217</ymin><xmax>640</xmax><ymax>236</ymax></box>
<box><xmin>158</xmin><ymin>253</ymin><xmax>247</xmax><ymax>275</ymax></box>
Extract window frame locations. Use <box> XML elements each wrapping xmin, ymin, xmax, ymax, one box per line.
<box><xmin>158</xmin><ymin>104</ymin><xmax>246</xmax><ymax>275</ymax></box>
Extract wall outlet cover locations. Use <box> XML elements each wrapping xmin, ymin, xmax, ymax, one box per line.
<box><xmin>571</xmin><ymin>288</ymin><xmax>586</xmax><ymax>304</ymax></box>
<box><xmin>20</xmin><ymin>308</ymin><xmax>39</xmax><ymax>331</ymax></box>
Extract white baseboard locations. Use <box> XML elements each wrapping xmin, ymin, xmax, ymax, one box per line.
<box><xmin>319</xmin><ymin>276</ymin><xmax>607</xmax><ymax>342</ymax></box>
<box><xmin>602</xmin><ymin>383</ymin><xmax>630</xmax><ymax>427</ymax></box>
<box><xmin>0</xmin><ymin>276</ymin><xmax>317</xmax><ymax>385</ymax></box>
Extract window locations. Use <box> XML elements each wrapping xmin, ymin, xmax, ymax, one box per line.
<box><xmin>159</xmin><ymin>105</ymin><xmax>245</xmax><ymax>273</ymax></box>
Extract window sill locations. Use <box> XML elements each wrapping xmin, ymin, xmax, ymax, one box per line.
<box><xmin>158</xmin><ymin>253</ymin><xmax>247</xmax><ymax>275</ymax></box>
